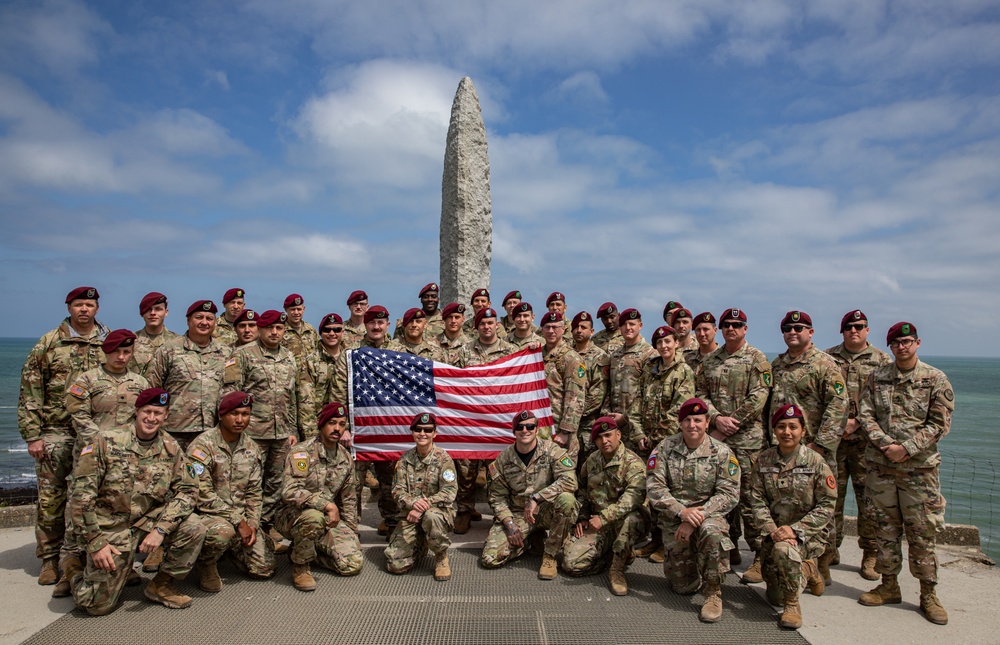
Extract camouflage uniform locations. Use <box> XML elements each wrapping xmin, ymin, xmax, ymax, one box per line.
<box><xmin>825</xmin><ymin>342</ymin><xmax>892</xmax><ymax>553</ymax></box>
<box><xmin>19</xmin><ymin>318</ymin><xmax>109</xmax><ymax>560</ymax></box>
<box><xmin>604</xmin><ymin>339</ymin><xmax>657</xmax><ymax>450</ymax></box>
<box><xmin>399</xmin><ymin>338</ymin><xmax>447</xmax><ymax>363</ymax></box>
<box><xmin>385</xmin><ymin>446</ymin><xmax>458</xmax><ymax>572</ymax></box>
<box><xmin>695</xmin><ymin>342</ymin><xmax>772</xmax><ymax>551</ymax></box>
<box><xmin>506</xmin><ymin>329</ymin><xmax>544</xmax><ymax>351</ymax></box>
<box><xmin>145</xmin><ymin>334</ymin><xmax>229</xmax><ymax>448</ymax></box>
<box><xmin>66</xmin><ymin>367</ymin><xmax>150</xmax><ymax>452</ymax></box>
<box><xmin>162</xmin><ymin>427</ymin><xmax>275</xmax><ymax>580</ymax></box>
<box><xmin>69</xmin><ymin>427</ymin><xmax>194</xmax><ymax>615</ymax></box>
<box><xmin>274</xmin><ymin>437</ymin><xmax>362</xmax><ymax>575</ymax></box>
<box><xmin>455</xmin><ymin>337</ymin><xmax>517</xmax><ymax>516</ymax></box>
<box><xmin>300</xmin><ymin>346</ymin><xmax>343</xmax><ymax>414</ymax></box>
<box><xmin>222</xmin><ymin>341</ymin><xmax>312</xmax><ymax>523</ymax></box>
<box><xmin>282</xmin><ymin>322</ymin><xmax>319</xmax><ymax>361</ymax></box>
<box><xmin>858</xmin><ymin>360</ymin><xmax>953</xmax><ymax>583</ymax></box>
<box><xmin>592</xmin><ymin>329</ymin><xmax>623</xmax><ymax>354</ymax></box>
<box><xmin>436</xmin><ymin>331</ymin><xmax>470</xmax><ymax>366</ymax></box>
<box><xmin>393</xmin><ymin>309</ymin><xmax>444</xmax><ymax>341</ymax></box>
<box><xmin>562</xmin><ymin>442</ymin><xmax>648</xmax><ymax>575</ymax></box>
<box><xmin>646</xmin><ymin>434</ymin><xmax>739</xmax><ymax>593</ymax></box>
<box><xmin>481</xmin><ymin>439</ymin><xmax>579</xmax><ymax>567</ymax></box>
<box><xmin>341</xmin><ymin>320</ymin><xmax>365</xmax><ymax>349</ymax></box>
<box><xmin>541</xmin><ymin>342</ymin><xmax>587</xmax><ymax>460</ymax></box>
<box><xmin>213</xmin><ymin>316</ymin><xmax>238</xmax><ymax>347</ymax></box>
<box><xmin>575</xmin><ymin>343</ymin><xmax>610</xmax><ymax>463</ymax></box>
<box><xmin>747</xmin><ymin>444</ymin><xmax>837</xmax><ymax>596</ymax></box>
<box><xmin>628</xmin><ymin>354</ymin><xmax>695</xmax><ymax>448</ymax></box>
<box><xmin>129</xmin><ymin>327</ymin><xmax>179</xmax><ymax>376</ymax></box>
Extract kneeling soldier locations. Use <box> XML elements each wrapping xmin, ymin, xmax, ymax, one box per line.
<box><xmin>561</xmin><ymin>416</ymin><xmax>648</xmax><ymax>596</ymax></box>
<box><xmin>275</xmin><ymin>402</ymin><xmax>362</xmax><ymax>591</ymax></box>
<box><xmin>385</xmin><ymin>412</ymin><xmax>458</xmax><ymax>581</ymax></box>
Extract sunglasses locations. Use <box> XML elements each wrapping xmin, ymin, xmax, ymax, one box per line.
<box><xmin>321</xmin><ymin>327</ymin><xmax>344</xmax><ymax>333</ymax></box>
<box><xmin>515</xmin><ymin>423</ymin><xmax>537</xmax><ymax>432</ymax></box>
<box><xmin>720</xmin><ymin>321</ymin><xmax>745</xmax><ymax>329</ymax></box>
<box><xmin>781</xmin><ymin>324</ymin><xmax>811</xmax><ymax>333</ymax></box>
<box><xmin>412</xmin><ymin>427</ymin><xmax>436</xmax><ymax>435</ymax></box>
<box><xmin>844</xmin><ymin>323</ymin><xmax>867</xmax><ymax>331</ymax></box>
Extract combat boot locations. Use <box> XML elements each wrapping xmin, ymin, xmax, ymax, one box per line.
<box><xmin>919</xmin><ymin>581</ymin><xmax>948</xmax><ymax>625</ymax></box>
<box><xmin>699</xmin><ymin>582</ymin><xmax>723</xmax><ymax>623</ymax></box>
<box><xmin>125</xmin><ymin>569</ymin><xmax>143</xmax><ymax>586</ymax></box>
<box><xmin>142</xmin><ymin>545</ymin><xmax>164</xmax><ymax>572</ymax></box>
<box><xmin>818</xmin><ymin>549</ymin><xmax>834</xmax><ymax>585</ymax></box>
<box><xmin>144</xmin><ymin>571</ymin><xmax>193</xmax><ymax>609</ymax></box>
<box><xmin>37</xmin><ymin>557</ymin><xmax>58</xmax><ymax>586</ymax></box>
<box><xmin>860</xmin><ymin>550</ymin><xmax>878</xmax><ymax>581</ymax></box>
<box><xmin>268</xmin><ymin>527</ymin><xmax>289</xmax><ymax>555</ymax></box>
<box><xmin>858</xmin><ymin>574</ymin><xmax>902</xmax><ymax>606</ymax></box>
<box><xmin>648</xmin><ymin>546</ymin><xmax>665</xmax><ymax>563</ymax></box>
<box><xmin>634</xmin><ymin>532</ymin><xmax>662</xmax><ymax>558</ymax></box>
<box><xmin>802</xmin><ymin>559</ymin><xmax>825</xmax><ymax>596</ymax></box>
<box><xmin>729</xmin><ymin>548</ymin><xmax>742</xmax><ymax>566</ymax></box>
<box><xmin>780</xmin><ymin>593</ymin><xmax>803</xmax><ymax>629</ymax></box>
<box><xmin>470</xmin><ymin>509</ymin><xmax>483</xmax><ymax>521</ymax></box>
<box><xmin>199</xmin><ymin>560</ymin><xmax>223</xmax><ymax>593</ymax></box>
<box><xmin>538</xmin><ymin>554</ymin><xmax>558</xmax><ymax>580</ymax></box>
<box><xmin>741</xmin><ymin>552</ymin><xmax>763</xmax><ymax>584</ymax></box>
<box><xmin>292</xmin><ymin>563</ymin><xmax>317</xmax><ymax>592</ymax></box>
<box><xmin>609</xmin><ymin>552</ymin><xmax>628</xmax><ymax>596</ymax></box>
<box><xmin>51</xmin><ymin>555</ymin><xmax>82</xmax><ymax>598</ymax></box>
<box><xmin>434</xmin><ymin>552</ymin><xmax>451</xmax><ymax>581</ymax></box>
<box><xmin>453</xmin><ymin>513</ymin><xmax>472</xmax><ymax>535</ymax></box>
<box><xmin>830</xmin><ymin>547</ymin><xmax>840</xmax><ymax>566</ymax></box>
<box><xmin>765</xmin><ymin>582</ymin><xmax>783</xmax><ymax>607</ymax></box>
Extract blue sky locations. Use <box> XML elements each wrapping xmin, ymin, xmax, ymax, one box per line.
<box><xmin>1</xmin><ymin>0</ymin><xmax>998</xmax><ymax>356</ymax></box>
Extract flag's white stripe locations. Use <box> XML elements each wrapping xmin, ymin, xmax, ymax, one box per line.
<box><xmin>431</xmin><ymin>352</ymin><xmax>542</xmax><ymax>372</ymax></box>
<box><xmin>435</xmin><ymin>391</ymin><xmax>550</xmax><ymax>407</ymax></box>
<box><xmin>359</xmin><ymin>442</ymin><xmax>511</xmax><ymax>452</ymax></box>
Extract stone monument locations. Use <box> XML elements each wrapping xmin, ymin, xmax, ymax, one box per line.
<box><xmin>440</xmin><ymin>76</ymin><xmax>492</xmax><ymax>308</ymax></box>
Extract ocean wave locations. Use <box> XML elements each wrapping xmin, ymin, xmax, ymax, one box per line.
<box><xmin>3</xmin><ymin>447</ymin><xmax>27</xmax><ymax>453</ymax></box>
<box><xmin>0</xmin><ymin>473</ymin><xmax>36</xmax><ymax>486</ymax></box>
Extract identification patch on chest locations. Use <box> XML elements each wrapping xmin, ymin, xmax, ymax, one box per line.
<box><xmin>442</xmin><ymin>469</ymin><xmax>456</xmax><ymax>482</ymax></box>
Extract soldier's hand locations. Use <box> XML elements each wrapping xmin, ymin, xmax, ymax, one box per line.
<box><xmin>881</xmin><ymin>444</ymin><xmax>910</xmax><ymax>463</ymax></box>
<box><xmin>573</xmin><ymin>521</ymin><xmax>587</xmax><ymax>538</ymax></box>
<box><xmin>637</xmin><ymin>437</ymin><xmax>650</xmax><ymax>452</ymax></box>
<box><xmin>238</xmin><ymin>520</ymin><xmax>256</xmax><ymax>547</ymax></box>
<box><xmin>807</xmin><ymin>442</ymin><xmax>825</xmax><ymax>457</ymax></box>
<box><xmin>552</xmin><ymin>432</ymin><xmax>569</xmax><ymax>447</ymax></box>
<box><xmin>504</xmin><ymin>521</ymin><xmax>524</xmax><ymax>547</ymax></box>
<box><xmin>412</xmin><ymin>498</ymin><xmax>431</xmax><ymax>513</ymax></box>
<box><xmin>93</xmin><ymin>544</ymin><xmax>121</xmax><ymax>572</ymax></box>
<box><xmin>406</xmin><ymin>509</ymin><xmax>423</xmax><ymax>523</ymax></box>
<box><xmin>140</xmin><ymin>530</ymin><xmax>164</xmax><ymax>553</ymax></box>
<box><xmin>27</xmin><ymin>439</ymin><xmax>46</xmax><ymax>460</ymax></box>
<box><xmin>528</xmin><ymin>342</ymin><xmax>542</xmax><ymax>351</ymax></box>
<box><xmin>679</xmin><ymin>506</ymin><xmax>705</xmax><ymax>527</ymax></box>
<box><xmin>709</xmin><ymin>430</ymin><xmax>726</xmax><ymax>441</ymax></box>
<box><xmin>715</xmin><ymin>416</ymin><xmax>740</xmax><ymax>436</ymax></box>
<box><xmin>286</xmin><ymin>435</ymin><xmax>299</xmax><ymax>448</ymax></box>
<box><xmin>771</xmin><ymin>525</ymin><xmax>796</xmax><ymax>543</ymax></box>
<box><xmin>325</xmin><ymin>503</ymin><xmax>341</xmax><ymax>527</ymax></box>
<box><xmin>523</xmin><ymin>499</ymin><xmax>538</xmax><ymax>525</ymax></box>
<box><xmin>587</xmin><ymin>515</ymin><xmax>604</xmax><ymax>532</ymax></box>
<box><xmin>844</xmin><ymin>418</ymin><xmax>860</xmax><ymax>436</ymax></box>
<box><xmin>339</xmin><ymin>430</ymin><xmax>353</xmax><ymax>447</ymax></box>
<box><xmin>674</xmin><ymin>522</ymin><xmax>695</xmax><ymax>542</ymax></box>
<box><xmin>610</xmin><ymin>413</ymin><xmax>625</xmax><ymax>427</ymax></box>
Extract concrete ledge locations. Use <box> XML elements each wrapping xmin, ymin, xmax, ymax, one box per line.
<box><xmin>0</xmin><ymin>504</ymin><xmax>35</xmax><ymax>529</ymax></box>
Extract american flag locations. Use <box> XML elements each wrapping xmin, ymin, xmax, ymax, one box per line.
<box><xmin>348</xmin><ymin>346</ymin><xmax>554</xmax><ymax>461</ymax></box>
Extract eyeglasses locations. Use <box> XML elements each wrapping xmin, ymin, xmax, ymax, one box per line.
<box><xmin>720</xmin><ymin>321</ymin><xmax>745</xmax><ymax>329</ymax></box>
<box><xmin>321</xmin><ymin>327</ymin><xmax>344</xmax><ymax>334</ymax></box>
<box><xmin>889</xmin><ymin>338</ymin><xmax>916</xmax><ymax>349</ymax></box>
<box><xmin>515</xmin><ymin>423</ymin><xmax>537</xmax><ymax>432</ymax></box>
<box><xmin>412</xmin><ymin>427</ymin><xmax>436</xmax><ymax>435</ymax></box>
<box><xmin>781</xmin><ymin>324</ymin><xmax>811</xmax><ymax>333</ymax></box>
<box><xmin>844</xmin><ymin>323</ymin><xmax>867</xmax><ymax>332</ymax></box>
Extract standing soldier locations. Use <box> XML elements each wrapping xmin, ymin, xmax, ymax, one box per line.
<box><xmin>130</xmin><ymin>292</ymin><xmax>179</xmax><ymax>375</ymax></box>
<box><xmin>769</xmin><ymin>310</ymin><xmax>848</xmax><ymax>584</ymax></box>
<box><xmin>275</xmin><ymin>402</ymin><xmax>362</xmax><ymax>591</ymax></box>
<box><xmin>571</xmin><ymin>311</ymin><xmax>610</xmax><ymax>465</ymax></box>
<box><xmin>688</xmin><ymin>312</ymin><xmax>719</xmax><ymax>371</ymax></box>
<box><xmin>604</xmin><ymin>308</ymin><xmax>657</xmax><ymax>452</ymax></box>
<box><xmin>69</xmin><ymin>388</ymin><xmax>195</xmax><ymax>615</ymax></box>
<box><xmin>398</xmin><ymin>308</ymin><xmax>447</xmax><ymax>362</ymax></box>
<box><xmin>157</xmin><ymin>392</ymin><xmax>275</xmax><ymax>603</ymax></box>
<box><xmin>646</xmin><ymin>398</ymin><xmax>740</xmax><ymax>623</ymax></box>
<box><xmin>499</xmin><ymin>290</ymin><xmax>525</xmax><ymax>334</ymax></box>
<box><xmin>825</xmin><ymin>309</ymin><xmax>891</xmax><ymax>580</ymax></box>
<box><xmin>301</xmin><ymin>313</ymin><xmax>347</xmax><ymax>412</ymax></box>
<box><xmin>662</xmin><ymin>300</ymin><xmax>684</xmax><ymax>326</ymax></box>
<box><xmin>857</xmin><ymin>322</ymin><xmax>953</xmax><ymax>625</ymax></box>
<box><xmin>538</xmin><ymin>312</ymin><xmax>587</xmax><ymax>461</ymax></box>
<box><xmin>343</xmin><ymin>290</ymin><xmax>369</xmax><ymax>349</ymax></box>
<box><xmin>545</xmin><ymin>291</ymin><xmax>574</xmax><ymax>343</ymax></box>
<box><xmin>462</xmin><ymin>288</ymin><xmax>492</xmax><ymax>336</ymax></box>
<box><xmin>213</xmin><ymin>288</ymin><xmax>245</xmax><ymax>347</ymax></box>
<box><xmin>481</xmin><ymin>411</ymin><xmax>578</xmax><ymax>580</ymax></box>
<box><xmin>145</xmin><ymin>300</ymin><xmax>229</xmax><ymax>450</ymax></box>
<box><xmin>282</xmin><ymin>293</ymin><xmax>319</xmax><ymax>360</ymax></box>
<box><xmin>233</xmin><ymin>309</ymin><xmax>259</xmax><ymax>349</ymax></box>
<box><xmin>670</xmin><ymin>308</ymin><xmax>698</xmax><ymax>362</ymax></box>
<box><xmin>592</xmin><ymin>302</ymin><xmax>624</xmax><ymax>353</ymax></box>
<box><xmin>436</xmin><ymin>302</ymin><xmax>471</xmax><ymax>365</ymax></box>
<box><xmin>393</xmin><ymin>283</ymin><xmax>444</xmax><ymax>340</ymax></box>
<box><xmin>385</xmin><ymin>412</ymin><xmax>457</xmax><ymax>581</ymax></box>
<box><xmin>562</xmin><ymin>417</ymin><xmax>647</xmax><ymax>596</ymax></box>
<box><xmin>19</xmin><ymin>286</ymin><xmax>109</xmax><ymax>586</ymax></box>
<box><xmin>506</xmin><ymin>302</ymin><xmax>543</xmax><ymax>350</ymax></box>
<box><xmin>695</xmin><ymin>308</ymin><xmax>771</xmax><ymax>576</ymax></box>
<box><xmin>747</xmin><ymin>404</ymin><xmax>836</xmax><ymax>630</ymax></box>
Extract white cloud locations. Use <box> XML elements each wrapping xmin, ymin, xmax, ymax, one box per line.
<box><xmin>552</xmin><ymin>71</ymin><xmax>609</xmax><ymax>103</ymax></box>
<box><xmin>0</xmin><ymin>0</ymin><xmax>111</xmax><ymax>75</ymax></box>
<box><xmin>201</xmin><ymin>234</ymin><xmax>370</xmax><ymax>272</ymax></box>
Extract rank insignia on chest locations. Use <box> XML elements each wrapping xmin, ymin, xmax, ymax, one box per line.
<box><xmin>728</xmin><ymin>455</ymin><xmax>739</xmax><ymax>477</ymax></box>
<box><xmin>442</xmin><ymin>469</ymin><xmax>456</xmax><ymax>482</ymax></box>
<box><xmin>833</xmin><ymin>381</ymin><xmax>845</xmax><ymax>396</ymax></box>
<box><xmin>80</xmin><ymin>444</ymin><xmax>94</xmax><ymax>456</ymax></box>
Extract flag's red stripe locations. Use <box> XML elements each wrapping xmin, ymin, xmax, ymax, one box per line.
<box><xmin>434</xmin><ymin>396</ymin><xmax>552</xmax><ymax>415</ymax></box>
<box><xmin>433</xmin><ymin>362</ymin><xmax>543</xmax><ymax>378</ymax></box>
<box><xmin>353</xmin><ymin>434</ymin><xmax>520</xmax><ymax>444</ymax></box>
<box><xmin>356</xmin><ymin>450</ymin><xmax>505</xmax><ymax>462</ymax></box>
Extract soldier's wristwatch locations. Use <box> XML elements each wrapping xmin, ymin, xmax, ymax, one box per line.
<box><xmin>155</xmin><ymin>527</ymin><xmax>167</xmax><ymax>536</ymax></box>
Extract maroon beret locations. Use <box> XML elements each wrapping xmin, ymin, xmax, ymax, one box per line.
<box><xmin>886</xmin><ymin>321</ymin><xmax>918</xmax><ymax>346</ymax></box>
<box><xmin>694</xmin><ymin>311</ymin><xmax>716</xmax><ymax>326</ymax></box>
<box><xmin>662</xmin><ymin>300</ymin><xmax>683</xmax><ymax>318</ymax></box>
<box><xmin>234</xmin><ymin>309</ymin><xmax>257</xmax><ymax>325</ymax></box>
<box><xmin>102</xmin><ymin>329</ymin><xmax>136</xmax><ymax>353</ymax></box>
<box><xmin>346</xmin><ymin>290</ymin><xmax>368</xmax><ymax>305</ymax></box>
<box><xmin>139</xmin><ymin>292</ymin><xmax>167</xmax><ymax>315</ymax></box>
<box><xmin>364</xmin><ymin>305</ymin><xmax>389</xmax><ymax>324</ymax></box>
<box><xmin>651</xmin><ymin>325</ymin><xmax>675</xmax><ymax>344</ymax></box>
<box><xmin>597</xmin><ymin>302</ymin><xmax>617</xmax><ymax>318</ymax></box>
<box><xmin>402</xmin><ymin>307</ymin><xmax>426</xmax><ymax>327</ymax></box>
<box><xmin>590</xmin><ymin>415</ymin><xmax>618</xmax><ymax>442</ymax></box>
<box><xmin>511</xmin><ymin>409</ymin><xmax>536</xmax><ymax>432</ymax></box>
<box><xmin>770</xmin><ymin>403</ymin><xmax>804</xmax><ymax>429</ymax></box>
<box><xmin>283</xmin><ymin>293</ymin><xmax>304</xmax><ymax>309</ymax></box>
<box><xmin>618</xmin><ymin>308</ymin><xmax>641</xmax><ymax>322</ymax></box>
<box><xmin>780</xmin><ymin>310</ymin><xmax>813</xmax><ymax>328</ymax></box>
<box><xmin>546</xmin><ymin>291</ymin><xmax>565</xmax><ymax>306</ymax></box>
<box><xmin>678</xmin><ymin>398</ymin><xmax>709</xmax><ymax>423</ymax></box>
<box><xmin>218</xmin><ymin>391</ymin><xmax>253</xmax><ymax>416</ymax></box>
<box><xmin>320</xmin><ymin>313</ymin><xmax>343</xmax><ymax>329</ymax></box>
<box><xmin>474</xmin><ymin>307</ymin><xmax>498</xmax><ymax>327</ymax></box>
<box><xmin>186</xmin><ymin>300</ymin><xmax>218</xmax><ymax>317</ymax></box>
<box><xmin>571</xmin><ymin>311</ymin><xmax>592</xmax><ymax>329</ymax></box>
<box><xmin>410</xmin><ymin>411</ymin><xmax>436</xmax><ymax>430</ymax></box>
<box><xmin>318</xmin><ymin>401</ymin><xmax>347</xmax><ymax>430</ymax></box>
<box><xmin>514</xmin><ymin>302</ymin><xmax>533</xmax><ymax>314</ymax></box>
<box><xmin>66</xmin><ymin>286</ymin><xmax>99</xmax><ymax>303</ymax></box>
<box><xmin>222</xmin><ymin>288</ymin><xmax>245</xmax><ymax>304</ymax></box>
<box><xmin>840</xmin><ymin>309</ymin><xmax>868</xmax><ymax>332</ymax></box>
<box><xmin>257</xmin><ymin>310</ymin><xmax>287</xmax><ymax>327</ymax></box>
<box><xmin>419</xmin><ymin>283</ymin><xmax>438</xmax><ymax>297</ymax></box>
<box><xmin>135</xmin><ymin>388</ymin><xmax>170</xmax><ymax>409</ymax></box>
<box><xmin>669</xmin><ymin>308</ymin><xmax>693</xmax><ymax>326</ymax></box>
<box><xmin>441</xmin><ymin>302</ymin><xmax>466</xmax><ymax>318</ymax></box>
<box><xmin>470</xmin><ymin>288</ymin><xmax>490</xmax><ymax>303</ymax></box>
<box><xmin>540</xmin><ymin>311</ymin><xmax>563</xmax><ymax>325</ymax></box>
<box><xmin>502</xmin><ymin>290</ymin><xmax>522</xmax><ymax>305</ymax></box>
<box><xmin>720</xmin><ymin>308</ymin><xmax>747</xmax><ymax>323</ymax></box>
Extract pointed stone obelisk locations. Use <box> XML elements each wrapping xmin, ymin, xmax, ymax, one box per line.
<box><xmin>440</xmin><ymin>76</ymin><xmax>492</xmax><ymax>308</ymax></box>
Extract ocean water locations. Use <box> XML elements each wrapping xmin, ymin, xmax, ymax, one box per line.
<box><xmin>1</xmin><ymin>337</ymin><xmax>998</xmax><ymax>559</ymax></box>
